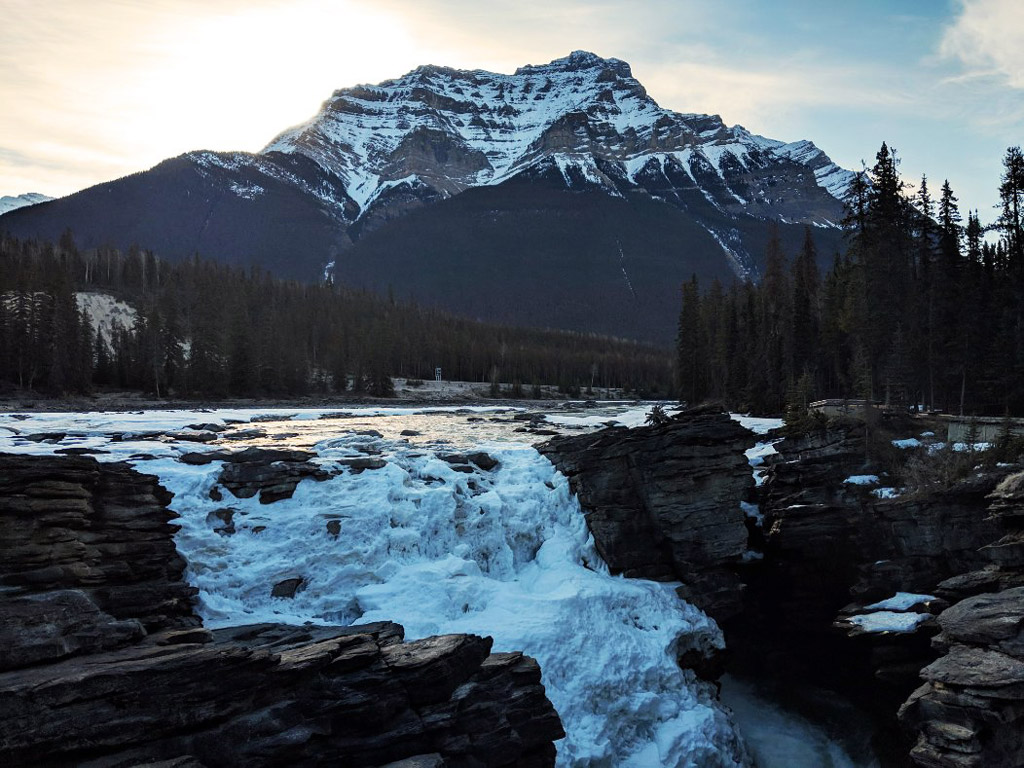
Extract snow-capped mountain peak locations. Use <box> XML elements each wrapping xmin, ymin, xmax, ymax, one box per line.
<box><xmin>1</xmin><ymin>52</ymin><xmax>854</xmax><ymax>345</ymax></box>
<box><xmin>0</xmin><ymin>192</ymin><xmax>54</xmax><ymax>216</ymax></box>
<box><xmin>261</xmin><ymin>51</ymin><xmax>853</xmax><ymax>228</ymax></box>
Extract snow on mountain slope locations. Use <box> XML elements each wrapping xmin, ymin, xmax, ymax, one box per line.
<box><xmin>75</xmin><ymin>292</ymin><xmax>138</xmax><ymax>348</ymax></box>
<box><xmin>0</xmin><ymin>51</ymin><xmax>854</xmax><ymax>319</ymax></box>
<box><xmin>263</xmin><ymin>51</ymin><xmax>854</xmax><ymax>225</ymax></box>
<box><xmin>0</xmin><ymin>192</ymin><xmax>53</xmax><ymax>216</ymax></box>
<box><xmin>186</xmin><ymin>150</ymin><xmax>356</xmax><ymax>220</ymax></box>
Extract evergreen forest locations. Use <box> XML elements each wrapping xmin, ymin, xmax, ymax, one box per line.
<box><xmin>676</xmin><ymin>144</ymin><xmax>1024</xmax><ymax>417</ymax></box>
<box><xmin>4</xmin><ymin>143</ymin><xmax>1022</xmax><ymax>413</ymax></box>
<box><xmin>0</xmin><ymin>233</ymin><xmax>672</xmax><ymax>398</ymax></box>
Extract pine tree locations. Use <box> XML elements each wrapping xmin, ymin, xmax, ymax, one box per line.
<box><xmin>997</xmin><ymin>146</ymin><xmax>1024</xmax><ymax>271</ymax></box>
<box><xmin>852</xmin><ymin>143</ymin><xmax>913</xmax><ymax>403</ymax></box>
<box><xmin>791</xmin><ymin>227</ymin><xmax>821</xmax><ymax>382</ymax></box>
<box><xmin>751</xmin><ymin>226</ymin><xmax>791</xmax><ymax>412</ymax></box>
<box><xmin>676</xmin><ymin>275</ymin><xmax>704</xmax><ymax>405</ymax></box>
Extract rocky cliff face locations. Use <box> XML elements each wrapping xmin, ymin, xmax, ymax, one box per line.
<box><xmin>0</xmin><ymin>453</ymin><xmax>198</xmax><ymax>635</ymax></box>
<box><xmin>265</xmin><ymin>50</ymin><xmax>852</xmax><ymax>232</ymax></box>
<box><xmin>898</xmin><ymin>588</ymin><xmax>1024</xmax><ymax>768</ymax></box>
<box><xmin>0</xmin><ymin>453</ymin><xmax>563</xmax><ymax>767</ymax></box>
<box><xmin>727</xmin><ymin>423</ymin><xmax>1024</xmax><ymax>767</ymax></box>
<box><xmin>897</xmin><ymin>471</ymin><xmax>1024</xmax><ymax>768</ymax></box>
<box><xmin>539</xmin><ymin>408</ymin><xmax>754</xmax><ymax>621</ymax></box>
<box><xmin>758</xmin><ymin>425</ymin><xmax>1003</xmax><ymax>625</ymax></box>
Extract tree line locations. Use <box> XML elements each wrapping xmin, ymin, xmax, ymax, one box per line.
<box><xmin>677</xmin><ymin>144</ymin><xmax>1024</xmax><ymax>416</ymax></box>
<box><xmin>0</xmin><ymin>233</ymin><xmax>673</xmax><ymax>398</ymax></box>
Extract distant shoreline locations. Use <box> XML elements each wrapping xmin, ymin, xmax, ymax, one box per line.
<box><xmin>0</xmin><ymin>385</ymin><xmax>642</xmax><ymax>414</ymax></box>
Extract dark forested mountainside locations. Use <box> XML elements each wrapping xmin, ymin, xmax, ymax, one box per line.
<box><xmin>335</xmin><ymin>175</ymin><xmax>840</xmax><ymax>344</ymax></box>
<box><xmin>0</xmin><ymin>234</ymin><xmax>672</xmax><ymax>399</ymax></box>
<box><xmin>677</xmin><ymin>144</ymin><xmax>1024</xmax><ymax>416</ymax></box>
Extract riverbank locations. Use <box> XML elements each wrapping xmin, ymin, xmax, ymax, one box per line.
<box><xmin>0</xmin><ymin>379</ymin><xmax>640</xmax><ymax>413</ymax></box>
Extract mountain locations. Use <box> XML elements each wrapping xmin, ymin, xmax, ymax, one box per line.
<box><xmin>0</xmin><ymin>193</ymin><xmax>53</xmax><ymax>216</ymax></box>
<box><xmin>0</xmin><ymin>51</ymin><xmax>853</xmax><ymax>343</ymax></box>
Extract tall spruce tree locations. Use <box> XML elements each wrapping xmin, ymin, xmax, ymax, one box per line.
<box><xmin>997</xmin><ymin>146</ymin><xmax>1024</xmax><ymax>271</ymax></box>
<box><xmin>791</xmin><ymin>227</ymin><xmax>821</xmax><ymax>381</ymax></box>
<box><xmin>676</xmin><ymin>275</ymin><xmax>704</xmax><ymax>405</ymax></box>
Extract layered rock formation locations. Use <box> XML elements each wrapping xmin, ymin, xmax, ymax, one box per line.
<box><xmin>0</xmin><ymin>453</ymin><xmax>198</xmax><ymax>634</ymax></box>
<box><xmin>728</xmin><ymin>422</ymin><xmax>1024</xmax><ymax>766</ymax></box>
<box><xmin>898</xmin><ymin>471</ymin><xmax>1024</xmax><ymax>767</ymax></box>
<box><xmin>899</xmin><ymin>588</ymin><xmax>1024</xmax><ymax>767</ymax></box>
<box><xmin>760</xmin><ymin>423</ymin><xmax>1003</xmax><ymax>606</ymax></box>
<box><xmin>748</xmin><ymin>425</ymin><xmax>1002</xmax><ymax>675</ymax></box>
<box><xmin>540</xmin><ymin>408</ymin><xmax>754</xmax><ymax>621</ymax></box>
<box><xmin>0</xmin><ymin>453</ymin><xmax>563</xmax><ymax>767</ymax></box>
<box><xmin>934</xmin><ymin>470</ymin><xmax>1024</xmax><ymax>602</ymax></box>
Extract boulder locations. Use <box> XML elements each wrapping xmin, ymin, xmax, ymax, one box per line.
<box><xmin>180</xmin><ymin>450</ymin><xmax>231</xmax><ymax>465</ymax></box>
<box><xmin>222</xmin><ymin>428</ymin><xmax>267</xmax><ymax>441</ymax></box>
<box><xmin>217</xmin><ymin>447</ymin><xmax>332</xmax><ymax>503</ymax></box>
<box><xmin>206</xmin><ymin>508</ymin><xmax>236</xmax><ymax>536</ymax></box>
<box><xmin>340</xmin><ymin>457</ymin><xmax>387</xmax><ymax>472</ymax></box>
<box><xmin>165</xmin><ymin>430</ymin><xmax>220</xmax><ymax>443</ymax></box>
<box><xmin>270</xmin><ymin>577</ymin><xmax>304</xmax><ymax>598</ymax></box>
<box><xmin>466</xmin><ymin>452</ymin><xmax>499</xmax><ymax>471</ymax></box>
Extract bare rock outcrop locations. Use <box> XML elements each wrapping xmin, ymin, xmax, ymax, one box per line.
<box><xmin>539</xmin><ymin>407</ymin><xmax>754</xmax><ymax>621</ymax></box>
<box><xmin>899</xmin><ymin>587</ymin><xmax>1024</xmax><ymax>768</ymax></box>
<box><xmin>0</xmin><ymin>453</ymin><xmax>198</xmax><ymax>633</ymax></box>
<box><xmin>897</xmin><ymin>471</ymin><xmax>1024</xmax><ymax>768</ymax></box>
<box><xmin>215</xmin><ymin>446</ymin><xmax>332</xmax><ymax>503</ymax></box>
<box><xmin>732</xmin><ymin>424</ymin><xmax>1012</xmax><ymax>762</ymax></box>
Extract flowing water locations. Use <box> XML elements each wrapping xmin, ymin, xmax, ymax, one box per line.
<box><xmin>720</xmin><ymin>675</ymin><xmax>881</xmax><ymax>768</ymax></box>
<box><xmin>0</xmin><ymin>403</ymin><xmax>882</xmax><ymax>767</ymax></box>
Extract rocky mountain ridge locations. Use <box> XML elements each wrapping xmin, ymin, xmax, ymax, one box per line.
<box><xmin>0</xmin><ymin>52</ymin><xmax>853</xmax><ymax>343</ymax></box>
<box><xmin>263</xmin><ymin>50</ymin><xmax>853</xmax><ymax>234</ymax></box>
<box><xmin>0</xmin><ymin>192</ymin><xmax>53</xmax><ymax>216</ymax></box>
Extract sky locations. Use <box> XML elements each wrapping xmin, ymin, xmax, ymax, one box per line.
<box><xmin>1</xmin><ymin>0</ymin><xmax>1021</xmax><ymax>220</ymax></box>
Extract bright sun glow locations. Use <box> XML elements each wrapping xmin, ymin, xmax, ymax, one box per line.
<box><xmin>124</xmin><ymin>1</ymin><xmax>422</xmax><ymax>155</ymax></box>
<box><xmin>0</xmin><ymin>0</ymin><xmax>434</xmax><ymax>196</ymax></box>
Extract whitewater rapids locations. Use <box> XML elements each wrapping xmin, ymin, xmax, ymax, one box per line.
<box><xmin>0</xmin><ymin>407</ymin><xmax>753</xmax><ymax>766</ymax></box>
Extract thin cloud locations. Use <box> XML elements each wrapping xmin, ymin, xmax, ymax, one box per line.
<box><xmin>940</xmin><ymin>0</ymin><xmax>1024</xmax><ymax>88</ymax></box>
<box><xmin>0</xmin><ymin>0</ymin><xmax>1015</xmax><ymax>217</ymax></box>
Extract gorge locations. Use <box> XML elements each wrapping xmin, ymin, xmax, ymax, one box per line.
<box><xmin>1</xmin><ymin>404</ymin><xmax>1022</xmax><ymax>767</ymax></box>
